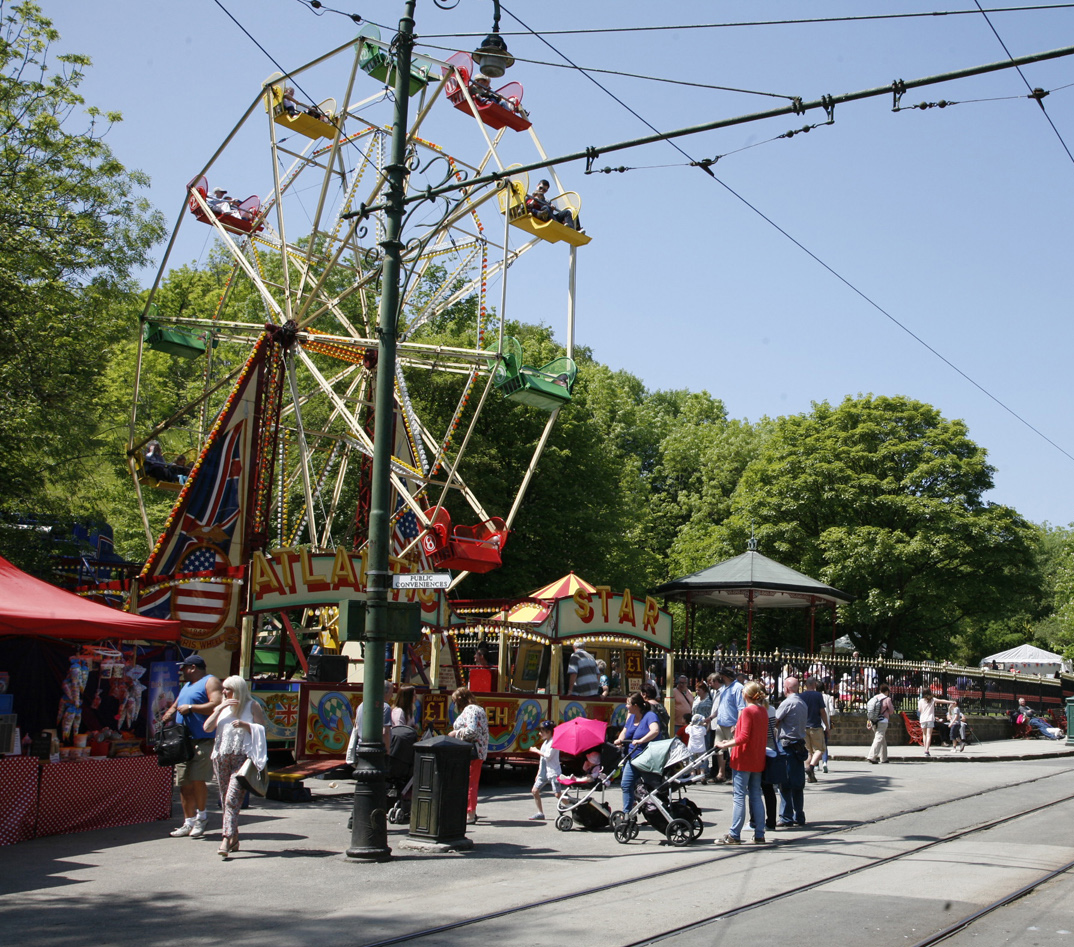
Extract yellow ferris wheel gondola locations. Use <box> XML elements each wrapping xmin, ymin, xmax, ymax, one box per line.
<box><xmin>497</xmin><ymin>174</ymin><xmax>591</xmax><ymax>247</ymax></box>
<box><xmin>263</xmin><ymin>73</ymin><xmax>338</xmax><ymax>140</ymax></box>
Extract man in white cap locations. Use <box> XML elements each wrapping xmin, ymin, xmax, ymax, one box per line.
<box><xmin>161</xmin><ymin>654</ymin><xmax>223</xmax><ymax>838</ymax></box>
<box><xmin>207</xmin><ymin>186</ymin><xmax>232</xmax><ymax>216</ymax></box>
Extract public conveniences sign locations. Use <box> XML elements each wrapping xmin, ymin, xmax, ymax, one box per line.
<box><xmin>247</xmin><ymin>546</ymin><xmax>440</xmax><ymax>615</ymax></box>
<box><xmin>556</xmin><ymin>586</ymin><xmax>672</xmax><ymax>650</ymax></box>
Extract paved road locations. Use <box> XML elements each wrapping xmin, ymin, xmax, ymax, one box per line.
<box><xmin>2</xmin><ymin>747</ymin><xmax>1072</xmax><ymax>947</ymax></box>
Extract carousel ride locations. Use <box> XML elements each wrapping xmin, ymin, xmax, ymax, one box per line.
<box><xmin>120</xmin><ymin>34</ymin><xmax>593</xmax><ymax>651</ymax></box>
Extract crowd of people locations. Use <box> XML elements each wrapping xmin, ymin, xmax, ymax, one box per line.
<box><xmin>163</xmin><ymin>643</ymin><xmax>1066</xmax><ymax>853</ymax></box>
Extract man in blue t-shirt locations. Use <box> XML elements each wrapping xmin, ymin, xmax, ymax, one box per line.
<box><xmin>161</xmin><ymin>654</ymin><xmax>223</xmax><ymax>838</ymax></box>
<box><xmin>705</xmin><ymin>666</ymin><xmax>745</xmax><ymax>783</ymax></box>
<box><xmin>800</xmin><ymin>677</ymin><xmax>829</xmax><ymax>783</ymax></box>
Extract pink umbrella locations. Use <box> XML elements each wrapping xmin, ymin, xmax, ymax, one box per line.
<box><xmin>550</xmin><ymin>717</ymin><xmax>608</xmax><ymax>756</ymax></box>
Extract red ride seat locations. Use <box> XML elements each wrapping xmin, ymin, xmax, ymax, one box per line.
<box><xmin>420</xmin><ymin>507</ymin><xmax>508</xmax><ymax>573</ymax></box>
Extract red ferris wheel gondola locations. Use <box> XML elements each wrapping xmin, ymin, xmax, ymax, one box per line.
<box><xmin>442</xmin><ymin>52</ymin><xmax>531</xmax><ymax>132</ymax></box>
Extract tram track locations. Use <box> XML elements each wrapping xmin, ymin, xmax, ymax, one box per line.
<box><xmin>357</xmin><ymin>763</ymin><xmax>1074</xmax><ymax>947</ymax></box>
<box><xmin>907</xmin><ymin>858</ymin><xmax>1074</xmax><ymax>947</ymax></box>
<box><xmin>620</xmin><ymin>789</ymin><xmax>1074</xmax><ymax>946</ymax></box>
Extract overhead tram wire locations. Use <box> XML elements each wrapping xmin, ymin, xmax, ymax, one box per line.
<box><xmin>291</xmin><ymin>0</ymin><xmax>395</xmax><ymax>35</ymax></box>
<box><xmin>497</xmin><ymin>4</ymin><xmax>1074</xmax><ymax>466</ymax></box>
<box><xmin>499</xmin><ymin>4</ymin><xmax>704</xmax><ymax>174</ymax></box>
<box><xmin>209</xmin><ymin>0</ymin><xmax>384</xmax><ymax>204</ymax></box>
<box><xmin>413</xmin><ymin>43</ymin><xmax>798</xmax><ymax>101</ymax></box>
<box><xmin>211</xmin><ymin>0</ymin><xmax>317</xmax><ymax>107</ymax></box>
<box><xmin>973</xmin><ymin>0</ymin><xmax>1074</xmax><ymax>165</ymax></box>
<box><xmin>420</xmin><ymin>4</ymin><xmax>1074</xmax><ymax>38</ymax></box>
<box><xmin>362</xmin><ymin>46</ymin><xmax>1074</xmax><ymax>211</ymax></box>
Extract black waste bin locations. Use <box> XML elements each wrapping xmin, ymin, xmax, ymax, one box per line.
<box><xmin>408</xmin><ymin>734</ymin><xmax>472</xmax><ymax>844</ymax></box>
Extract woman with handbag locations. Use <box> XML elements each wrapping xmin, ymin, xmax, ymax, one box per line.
<box><xmin>449</xmin><ymin>687</ymin><xmax>489</xmax><ymax>825</ymax></box>
<box><xmin>203</xmin><ymin>675</ymin><xmax>267</xmax><ymax>858</ymax></box>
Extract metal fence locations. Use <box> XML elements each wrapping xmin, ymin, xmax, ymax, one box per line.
<box><xmin>663</xmin><ymin>648</ymin><xmax>1073</xmax><ymax>718</ymax></box>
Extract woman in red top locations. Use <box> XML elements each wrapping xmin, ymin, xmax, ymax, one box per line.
<box><xmin>716</xmin><ymin>680</ymin><xmax>769</xmax><ymax>844</ymax></box>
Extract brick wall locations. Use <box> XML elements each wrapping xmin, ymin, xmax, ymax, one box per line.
<box><xmin>827</xmin><ymin>713</ymin><xmax>1010</xmax><ymax>746</ymax></box>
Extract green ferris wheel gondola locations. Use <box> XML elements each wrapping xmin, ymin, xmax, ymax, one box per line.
<box><xmin>356</xmin><ymin>24</ymin><xmax>433</xmax><ymax>96</ymax></box>
<box><xmin>142</xmin><ymin>306</ymin><xmax>209</xmax><ymax>359</ymax></box>
<box><xmin>488</xmin><ymin>337</ymin><xmax>576</xmax><ymax>411</ymax></box>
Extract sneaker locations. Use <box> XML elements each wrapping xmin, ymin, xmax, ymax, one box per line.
<box><xmin>776</xmin><ymin>821</ymin><xmax>795</xmax><ymax>829</ymax></box>
<box><xmin>868</xmin><ymin>758</ymin><xmax>879</xmax><ymax>764</ymax></box>
<box><xmin>752</xmin><ymin>837</ymin><xmax>768</xmax><ymax>844</ymax></box>
<box><xmin>717</xmin><ymin>834</ymin><xmax>742</xmax><ymax>845</ymax></box>
<box><xmin>957</xmin><ymin>743</ymin><xmax>965</xmax><ymax>753</ymax></box>
<box><xmin>188</xmin><ymin>817</ymin><xmax>208</xmax><ymax>838</ymax></box>
<box><xmin>527</xmin><ymin>813</ymin><xmax>545</xmax><ymax>821</ymax></box>
<box><xmin>821</xmin><ymin>763</ymin><xmax>828</xmax><ymax>774</ymax></box>
<box><xmin>170</xmin><ymin>820</ymin><xmax>195</xmax><ymax>838</ymax></box>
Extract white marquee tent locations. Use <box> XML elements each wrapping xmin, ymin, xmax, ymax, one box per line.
<box><xmin>980</xmin><ymin>643</ymin><xmax>1069</xmax><ymax>676</ymax></box>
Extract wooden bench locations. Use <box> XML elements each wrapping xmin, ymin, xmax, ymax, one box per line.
<box><xmin>265</xmin><ymin>758</ymin><xmax>349</xmax><ymax>803</ymax></box>
<box><xmin>267</xmin><ymin>758</ymin><xmax>349</xmax><ymax>781</ymax></box>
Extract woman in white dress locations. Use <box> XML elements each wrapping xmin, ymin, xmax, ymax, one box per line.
<box><xmin>917</xmin><ymin>687</ymin><xmax>952</xmax><ymax>758</ymax></box>
<box><xmin>204</xmin><ymin>675</ymin><xmax>267</xmax><ymax>857</ymax></box>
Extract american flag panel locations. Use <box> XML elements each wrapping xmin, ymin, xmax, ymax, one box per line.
<box><xmin>390</xmin><ymin>403</ymin><xmax>432</xmax><ymax>569</ymax></box>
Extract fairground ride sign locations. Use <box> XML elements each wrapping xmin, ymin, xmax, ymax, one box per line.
<box><xmin>247</xmin><ymin>546</ymin><xmax>441</xmax><ymax>618</ymax></box>
<box><xmin>555</xmin><ymin>587</ymin><xmax>672</xmax><ymax>651</ymax></box>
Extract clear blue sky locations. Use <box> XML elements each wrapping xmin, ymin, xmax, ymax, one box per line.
<box><xmin>50</xmin><ymin>1</ymin><xmax>1074</xmax><ymax>527</ymax></box>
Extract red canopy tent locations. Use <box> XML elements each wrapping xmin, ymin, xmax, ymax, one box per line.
<box><xmin>0</xmin><ymin>555</ymin><xmax>181</xmax><ymax>641</ymax></box>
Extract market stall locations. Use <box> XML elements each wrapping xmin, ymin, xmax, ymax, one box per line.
<box><xmin>0</xmin><ymin>555</ymin><xmax>182</xmax><ymax>844</ymax></box>
<box><xmin>436</xmin><ymin>572</ymin><xmax>675</xmax><ymax>761</ymax></box>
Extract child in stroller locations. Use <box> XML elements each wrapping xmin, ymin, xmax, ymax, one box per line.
<box><xmin>554</xmin><ymin>742</ymin><xmax>627</xmax><ymax>832</ymax></box>
<box><xmin>386</xmin><ymin>724</ymin><xmax>419</xmax><ymax>823</ymax></box>
<box><xmin>558</xmin><ymin>747</ymin><xmax>603</xmax><ymax>786</ymax></box>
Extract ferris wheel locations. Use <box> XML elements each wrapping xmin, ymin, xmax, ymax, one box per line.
<box><xmin>125</xmin><ymin>32</ymin><xmax>592</xmax><ymax>640</ymax></box>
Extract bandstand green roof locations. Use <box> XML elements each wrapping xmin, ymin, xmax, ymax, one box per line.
<box><xmin>651</xmin><ymin>547</ymin><xmax>853</xmax><ymax>610</ymax></box>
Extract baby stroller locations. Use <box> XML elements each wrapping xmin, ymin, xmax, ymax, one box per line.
<box><xmin>554</xmin><ymin>742</ymin><xmax>628</xmax><ymax>832</ymax></box>
<box><xmin>614</xmin><ymin>738</ymin><xmax>712</xmax><ymax>846</ymax></box>
<box><xmin>386</xmin><ymin>724</ymin><xmax>418</xmax><ymax>824</ymax></box>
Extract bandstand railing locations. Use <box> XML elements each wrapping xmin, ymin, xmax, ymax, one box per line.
<box><xmin>658</xmin><ymin>647</ymin><xmax>1072</xmax><ymax>718</ymax></box>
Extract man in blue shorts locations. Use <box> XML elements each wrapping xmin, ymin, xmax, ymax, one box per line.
<box><xmin>800</xmin><ymin>677</ymin><xmax>829</xmax><ymax>782</ymax></box>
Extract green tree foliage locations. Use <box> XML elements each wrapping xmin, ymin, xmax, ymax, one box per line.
<box><xmin>715</xmin><ymin>395</ymin><xmax>1039</xmax><ymax>658</ymax></box>
<box><xmin>402</xmin><ymin>319</ymin><xmax>653</xmax><ymax>597</ymax></box>
<box><xmin>0</xmin><ymin>3</ymin><xmax>165</xmax><ymax>568</ymax></box>
<box><xmin>1045</xmin><ymin>526</ymin><xmax>1074</xmax><ymax>660</ymax></box>
<box><xmin>950</xmin><ymin>523</ymin><xmax>1072</xmax><ymax>664</ymax></box>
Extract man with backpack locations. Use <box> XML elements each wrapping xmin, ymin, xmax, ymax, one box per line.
<box><xmin>866</xmin><ymin>684</ymin><xmax>896</xmax><ymax>764</ymax></box>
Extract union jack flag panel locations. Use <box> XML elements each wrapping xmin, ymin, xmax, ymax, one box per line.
<box><xmin>137</xmin><ymin>341</ymin><xmax>270</xmax><ymax>648</ymax></box>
